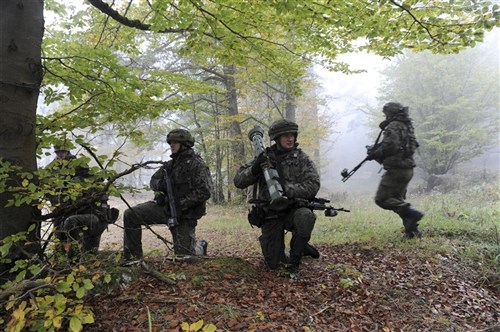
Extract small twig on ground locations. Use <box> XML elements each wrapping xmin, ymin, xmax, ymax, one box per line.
<box><xmin>0</xmin><ymin>280</ymin><xmax>54</xmax><ymax>302</ymax></box>
<box><xmin>140</xmin><ymin>261</ymin><xmax>176</xmax><ymax>285</ymax></box>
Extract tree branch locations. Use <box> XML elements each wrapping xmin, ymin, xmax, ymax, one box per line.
<box><xmin>87</xmin><ymin>0</ymin><xmax>187</xmax><ymax>33</ymax></box>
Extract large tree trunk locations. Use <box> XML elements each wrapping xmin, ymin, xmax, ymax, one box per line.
<box><xmin>0</xmin><ymin>0</ymin><xmax>44</xmax><ymax>280</ymax></box>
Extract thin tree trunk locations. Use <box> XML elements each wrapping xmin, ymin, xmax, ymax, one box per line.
<box><xmin>285</xmin><ymin>86</ymin><xmax>296</xmax><ymax>122</ymax></box>
<box><xmin>223</xmin><ymin>64</ymin><xmax>244</xmax><ymax>202</ymax></box>
<box><xmin>0</xmin><ymin>0</ymin><xmax>44</xmax><ymax>280</ymax></box>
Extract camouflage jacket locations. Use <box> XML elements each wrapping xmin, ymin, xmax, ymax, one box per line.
<box><xmin>371</xmin><ymin>115</ymin><xmax>418</xmax><ymax>169</ymax></box>
<box><xmin>151</xmin><ymin>148</ymin><xmax>212</xmax><ymax>219</ymax></box>
<box><xmin>234</xmin><ymin>144</ymin><xmax>320</xmax><ymax>205</ymax></box>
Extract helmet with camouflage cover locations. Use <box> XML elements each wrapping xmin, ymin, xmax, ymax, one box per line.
<box><xmin>53</xmin><ymin>145</ymin><xmax>69</xmax><ymax>152</ymax></box>
<box><xmin>382</xmin><ymin>102</ymin><xmax>408</xmax><ymax>117</ymax></box>
<box><xmin>268</xmin><ymin>119</ymin><xmax>299</xmax><ymax>141</ymax></box>
<box><xmin>167</xmin><ymin>129</ymin><xmax>195</xmax><ymax>147</ymax></box>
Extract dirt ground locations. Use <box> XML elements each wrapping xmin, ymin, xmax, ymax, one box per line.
<box><xmin>86</xmin><ymin>195</ymin><xmax>500</xmax><ymax>331</ymax></box>
<box><xmin>87</xmin><ymin>243</ymin><xmax>499</xmax><ymax>332</ymax></box>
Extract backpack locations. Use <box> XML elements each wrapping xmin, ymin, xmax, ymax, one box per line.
<box><xmin>403</xmin><ymin>122</ymin><xmax>419</xmax><ymax>157</ymax></box>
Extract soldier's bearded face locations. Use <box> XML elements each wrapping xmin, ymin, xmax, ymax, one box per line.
<box><xmin>169</xmin><ymin>141</ymin><xmax>181</xmax><ymax>154</ymax></box>
<box><xmin>278</xmin><ymin>133</ymin><xmax>295</xmax><ymax>151</ymax></box>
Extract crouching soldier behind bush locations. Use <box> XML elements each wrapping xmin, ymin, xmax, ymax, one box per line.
<box><xmin>234</xmin><ymin>119</ymin><xmax>321</xmax><ymax>280</ymax></box>
<box><xmin>47</xmin><ymin>144</ymin><xmax>119</xmax><ymax>259</ymax></box>
<box><xmin>367</xmin><ymin>102</ymin><xmax>424</xmax><ymax>238</ymax></box>
<box><xmin>122</xmin><ymin>129</ymin><xmax>212</xmax><ymax>262</ymax></box>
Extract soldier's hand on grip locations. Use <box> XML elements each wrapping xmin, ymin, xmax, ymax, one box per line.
<box><xmin>251</xmin><ymin>152</ymin><xmax>267</xmax><ymax>175</ymax></box>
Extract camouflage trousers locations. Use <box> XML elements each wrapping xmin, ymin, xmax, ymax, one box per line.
<box><xmin>259</xmin><ymin>207</ymin><xmax>316</xmax><ymax>269</ymax></box>
<box><xmin>374</xmin><ymin>168</ymin><xmax>414</xmax><ymax>211</ymax></box>
<box><xmin>123</xmin><ymin>201</ymin><xmax>199</xmax><ymax>259</ymax></box>
<box><xmin>58</xmin><ymin>214</ymin><xmax>108</xmax><ymax>257</ymax></box>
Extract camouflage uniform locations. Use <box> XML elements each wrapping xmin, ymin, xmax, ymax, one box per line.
<box><xmin>123</xmin><ymin>132</ymin><xmax>212</xmax><ymax>259</ymax></box>
<box><xmin>368</xmin><ymin>102</ymin><xmax>424</xmax><ymax>237</ymax></box>
<box><xmin>47</xmin><ymin>148</ymin><xmax>114</xmax><ymax>258</ymax></box>
<box><xmin>234</xmin><ymin>120</ymin><xmax>320</xmax><ymax>274</ymax></box>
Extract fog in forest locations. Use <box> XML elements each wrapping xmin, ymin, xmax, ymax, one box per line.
<box><xmin>36</xmin><ymin>29</ymin><xmax>499</xmax><ymax>201</ymax></box>
<box><xmin>315</xmin><ymin>31</ymin><xmax>499</xmax><ymax>197</ymax></box>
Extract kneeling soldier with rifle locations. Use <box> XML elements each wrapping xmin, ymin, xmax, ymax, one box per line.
<box><xmin>234</xmin><ymin>120</ymin><xmax>325</xmax><ymax>280</ymax></box>
<box><xmin>122</xmin><ymin>129</ymin><xmax>212</xmax><ymax>262</ymax></box>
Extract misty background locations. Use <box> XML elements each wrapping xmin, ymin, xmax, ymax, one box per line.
<box><xmin>316</xmin><ymin>29</ymin><xmax>499</xmax><ymax>197</ymax></box>
<box><xmin>36</xmin><ymin>26</ymin><xmax>499</xmax><ymax>201</ymax></box>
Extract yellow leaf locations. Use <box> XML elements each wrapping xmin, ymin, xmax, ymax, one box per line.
<box><xmin>181</xmin><ymin>322</ymin><xmax>190</xmax><ymax>331</ymax></box>
<box><xmin>53</xmin><ymin>316</ymin><xmax>63</xmax><ymax>329</ymax></box>
<box><xmin>191</xmin><ymin>319</ymin><xmax>204</xmax><ymax>331</ymax></box>
<box><xmin>45</xmin><ymin>308</ymin><xmax>56</xmax><ymax>319</ymax></box>
<box><xmin>12</xmin><ymin>303</ymin><xmax>26</xmax><ymax>320</ymax></box>
<box><xmin>21</xmin><ymin>179</ymin><xmax>29</xmax><ymax>187</ymax></box>
<box><xmin>202</xmin><ymin>323</ymin><xmax>217</xmax><ymax>332</ymax></box>
<box><xmin>81</xmin><ymin>311</ymin><xmax>95</xmax><ymax>324</ymax></box>
<box><xmin>74</xmin><ymin>304</ymin><xmax>84</xmax><ymax>315</ymax></box>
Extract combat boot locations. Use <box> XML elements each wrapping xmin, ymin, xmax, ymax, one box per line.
<box><xmin>303</xmin><ymin>243</ymin><xmax>320</xmax><ymax>259</ymax></box>
<box><xmin>401</xmin><ymin>207</ymin><xmax>424</xmax><ymax>238</ymax></box>
<box><xmin>284</xmin><ymin>255</ymin><xmax>301</xmax><ymax>281</ymax></box>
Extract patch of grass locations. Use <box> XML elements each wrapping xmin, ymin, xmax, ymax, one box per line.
<box><xmin>215</xmin><ymin>303</ymin><xmax>241</xmax><ymax>320</ymax></box>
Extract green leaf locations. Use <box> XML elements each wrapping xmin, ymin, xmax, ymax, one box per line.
<box><xmin>56</xmin><ymin>282</ymin><xmax>72</xmax><ymax>293</ymax></box>
<box><xmin>82</xmin><ymin>279</ymin><xmax>94</xmax><ymax>290</ymax></box>
<box><xmin>69</xmin><ymin>316</ymin><xmax>83</xmax><ymax>332</ymax></box>
<box><xmin>75</xmin><ymin>286</ymin><xmax>85</xmax><ymax>299</ymax></box>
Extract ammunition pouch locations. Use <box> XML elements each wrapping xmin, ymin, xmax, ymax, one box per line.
<box><xmin>248</xmin><ymin>205</ymin><xmax>266</xmax><ymax>228</ymax></box>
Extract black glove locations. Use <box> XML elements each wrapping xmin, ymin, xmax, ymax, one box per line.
<box><xmin>365</xmin><ymin>145</ymin><xmax>376</xmax><ymax>161</ymax></box>
<box><xmin>251</xmin><ymin>152</ymin><xmax>267</xmax><ymax>175</ymax></box>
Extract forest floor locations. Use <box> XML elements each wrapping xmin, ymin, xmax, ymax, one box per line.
<box><xmin>85</xmin><ymin>197</ymin><xmax>500</xmax><ymax>332</ymax></box>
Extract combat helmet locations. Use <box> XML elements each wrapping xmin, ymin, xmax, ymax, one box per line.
<box><xmin>53</xmin><ymin>139</ymin><xmax>72</xmax><ymax>152</ymax></box>
<box><xmin>382</xmin><ymin>102</ymin><xmax>408</xmax><ymax>117</ymax></box>
<box><xmin>53</xmin><ymin>145</ymin><xmax>69</xmax><ymax>152</ymax></box>
<box><xmin>268</xmin><ymin>119</ymin><xmax>299</xmax><ymax>141</ymax></box>
<box><xmin>167</xmin><ymin>129</ymin><xmax>195</xmax><ymax>147</ymax></box>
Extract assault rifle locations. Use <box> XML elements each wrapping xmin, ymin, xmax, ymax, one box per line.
<box><xmin>248</xmin><ymin>125</ymin><xmax>289</xmax><ymax>211</ymax></box>
<box><xmin>341</xmin><ymin>120</ymin><xmax>387</xmax><ymax>182</ymax></box>
<box><xmin>341</xmin><ymin>157</ymin><xmax>370</xmax><ymax>183</ymax></box>
<box><xmin>293</xmin><ymin>197</ymin><xmax>350</xmax><ymax>217</ymax></box>
<box><xmin>163</xmin><ymin>165</ymin><xmax>179</xmax><ymax>229</ymax></box>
